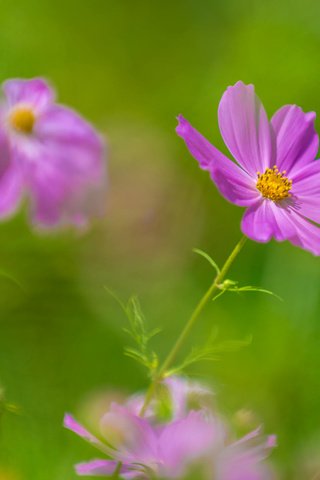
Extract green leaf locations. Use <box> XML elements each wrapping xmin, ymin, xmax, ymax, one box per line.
<box><xmin>0</xmin><ymin>269</ymin><xmax>24</xmax><ymax>290</ymax></box>
<box><xmin>228</xmin><ymin>285</ymin><xmax>282</xmax><ymax>301</ymax></box>
<box><xmin>193</xmin><ymin>248</ymin><xmax>220</xmax><ymax>275</ymax></box>
<box><xmin>105</xmin><ymin>288</ymin><xmax>160</xmax><ymax>376</ymax></box>
<box><xmin>212</xmin><ymin>290</ymin><xmax>226</xmax><ymax>302</ymax></box>
<box><xmin>216</xmin><ymin>279</ymin><xmax>282</xmax><ymax>301</ymax></box>
<box><xmin>166</xmin><ymin>329</ymin><xmax>251</xmax><ymax>376</ymax></box>
<box><xmin>210</xmin><ymin>335</ymin><xmax>252</xmax><ymax>353</ymax></box>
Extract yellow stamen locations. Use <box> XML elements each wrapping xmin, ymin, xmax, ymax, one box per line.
<box><xmin>256</xmin><ymin>165</ymin><xmax>292</xmax><ymax>202</ymax></box>
<box><xmin>9</xmin><ymin>107</ymin><xmax>35</xmax><ymax>134</ymax></box>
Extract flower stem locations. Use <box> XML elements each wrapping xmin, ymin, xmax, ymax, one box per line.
<box><xmin>112</xmin><ymin>462</ymin><xmax>123</xmax><ymax>479</ymax></box>
<box><xmin>139</xmin><ymin>235</ymin><xmax>247</xmax><ymax>416</ymax></box>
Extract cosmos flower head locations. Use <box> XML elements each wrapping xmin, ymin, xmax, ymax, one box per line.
<box><xmin>0</xmin><ymin>77</ymin><xmax>106</xmax><ymax>229</ymax></box>
<box><xmin>177</xmin><ymin>81</ymin><xmax>320</xmax><ymax>255</ymax></box>
<box><xmin>64</xmin><ymin>403</ymin><xmax>215</xmax><ymax>478</ymax></box>
<box><xmin>64</xmin><ymin>377</ymin><xmax>276</xmax><ymax>479</ymax></box>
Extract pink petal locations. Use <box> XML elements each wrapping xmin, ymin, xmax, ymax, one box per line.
<box><xmin>100</xmin><ymin>404</ymin><xmax>158</xmax><ymax>466</ymax></box>
<box><xmin>64</xmin><ymin>414</ymin><xmax>111</xmax><ymax>454</ymax></box>
<box><xmin>280</xmin><ymin>160</ymin><xmax>320</xmax><ymax>224</ymax></box>
<box><xmin>76</xmin><ymin>460</ymin><xmax>142</xmax><ymax>478</ymax></box>
<box><xmin>217</xmin><ymin>456</ymin><xmax>274</xmax><ymax>480</ymax></box>
<box><xmin>232</xmin><ymin>427</ymin><xmax>277</xmax><ymax>453</ymax></box>
<box><xmin>291</xmin><ymin>197</ymin><xmax>320</xmax><ymax>226</ymax></box>
<box><xmin>271</xmin><ymin>205</ymin><xmax>320</xmax><ymax>256</ymax></box>
<box><xmin>0</xmin><ymin>160</ymin><xmax>23</xmax><ymax>219</ymax></box>
<box><xmin>271</xmin><ymin>105</ymin><xmax>318</xmax><ymax>175</ymax></box>
<box><xmin>176</xmin><ymin>115</ymin><xmax>260</xmax><ymax>207</ymax></box>
<box><xmin>15</xmin><ymin>137</ymin><xmax>106</xmax><ymax>229</ymax></box>
<box><xmin>25</xmin><ymin>151</ymin><xmax>77</xmax><ymax>226</ymax></box>
<box><xmin>164</xmin><ymin>376</ymin><xmax>213</xmax><ymax>420</ymax></box>
<box><xmin>241</xmin><ymin>200</ymin><xmax>276</xmax><ymax>243</ymax></box>
<box><xmin>290</xmin><ymin>160</ymin><xmax>320</xmax><ymax>223</ymax></box>
<box><xmin>290</xmin><ymin>160</ymin><xmax>320</xmax><ymax>195</ymax></box>
<box><xmin>159</xmin><ymin>411</ymin><xmax>217</xmax><ymax>477</ymax></box>
<box><xmin>3</xmin><ymin>78</ymin><xmax>54</xmax><ymax>114</ymax></box>
<box><xmin>0</xmin><ymin>130</ymin><xmax>22</xmax><ymax>218</ymax></box>
<box><xmin>216</xmin><ymin>428</ymin><xmax>276</xmax><ymax>480</ymax></box>
<box><xmin>14</xmin><ymin>105</ymin><xmax>107</xmax><ymax>228</ymax></box>
<box><xmin>76</xmin><ymin>460</ymin><xmax>120</xmax><ymax>476</ymax></box>
<box><xmin>126</xmin><ymin>394</ymin><xmax>155</xmax><ymax>419</ymax></box>
<box><xmin>242</xmin><ymin>200</ymin><xmax>320</xmax><ymax>255</ymax></box>
<box><xmin>218</xmin><ymin>81</ymin><xmax>275</xmax><ymax>176</ymax></box>
<box><xmin>36</xmin><ymin>105</ymin><xmax>104</xmax><ymax>172</ymax></box>
<box><xmin>0</xmin><ymin>128</ymin><xmax>11</xmax><ymax>177</ymax></box>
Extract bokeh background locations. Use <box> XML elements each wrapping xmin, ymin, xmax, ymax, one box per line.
<box><xmin>0</xmin><ymin>0</ymin><xmax>320</xmax><ymax>478</ymax></box>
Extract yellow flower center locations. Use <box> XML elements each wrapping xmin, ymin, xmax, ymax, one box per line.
<box><xmin>9</xmin><ymin>107</ymin><xmax>35</xmax><ymax>134</ymax></box>
<box><xmin>256</xmin><ymin>166</ymin><xmax>292</xmax><ymax>202</ymax></box>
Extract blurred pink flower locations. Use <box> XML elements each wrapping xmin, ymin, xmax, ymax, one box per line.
<box><xmin>64</xmin><ymin>394</ymin><xmax>276</xmax><ymax>479</ymax></box>
<box><xmin>177</xmin><ymin>81</ymin><xmax>320</xmax><ymax>255</ymax></box>
<box><xmin>0</xmin><ymin>78</ymin><xmax>106</xmax><ymax>228</ymax></box>
<box><xmin>64</xmin><ymin>403</ymin><xmax>215</xmax><ymax>478</ymax></box>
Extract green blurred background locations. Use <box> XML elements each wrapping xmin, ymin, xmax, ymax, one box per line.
<box><xmin>0</xmin><ymin>0</ymin><xmax>320</xmax><ymax>478</ymax></box>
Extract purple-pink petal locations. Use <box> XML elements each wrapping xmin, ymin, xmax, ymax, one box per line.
<box><xmin>271</xmin><ymin>105</ymin><xmax>318</xmax><ymax>175</ymax></box>
<box><xmin>100</xmin><ymin>404</ymin><xmax>158</xmax><ymax>466</ymax></box>
<box><xmin>241</xmin><ymin>200</ymin><xmax>275</xmax><ymax>243</ymax></box>
<box><xmin>271</xmin><ymin>205</ymin><xmax>320</xmax><ymax>256</ymax></box>
<box><xmin>176</xmin><ymin>114</ymin><xmax>229</xmax><ymax>171</ymax></box>
<box><xmin>291</xmin><ymin>160</ymin><xmax>320</xmax><ymax>195</ymax></box>
<box><xmin>36</xmin><ymin>105</ymin><xmax>104</xmax><ymax>165</ymax></box>
<box><xmin>14</xmin><ymin>135</ymin><xmax>105</xmax><ymax>228</ymax></box>
<box><xmin>159</xmin><ymin>411</ymin><xmax>217</xmax><ymax>477</ymax></box>
<box><xmin>277</xmin><ymin>160</ymin><xmax>320</xmax><ymax>227</ymax></box>
<box><xmin>0</xmin><ymin>160</ymin><xmax>23</xmax><ymax>218</ymax></box>
<box><xmin>76</xmin><ymin>460</ymin><xmax>120</xmax><ymax>476</ymax></box>
<box><xmin>3</xmin><ymin>78</ymin><xmax>54</xmax><ymax>114</ymax></box>
<box><xmin>0</xmin><ymin>128</ymin><xmax>11</xmax><ymax>177</ymax></box>
<box><xmin>292</xmin><ymin>198</ymin><xmax>320</xmax><ymax>226</ymax></box>
<box><xmin>215</xmin><ymin>428</ymin><xmax>276</xmax><ymax>480</ymax></box>
<box><xmin>164</xmin><ymin>376</ymin><xmax>213</xmax><ymax>420</ymax></box>
<box><xmin>76</xmin><ymin>460</ymin><xmax>142</xmax><ymax>478</ymax></box>
<box><xmin>64</xmin><ymin>414</ymin><xmax>112</xmax><ymax>455</ymax></box>
<box><xmin>242</xmin><ymin>200</ymin><xmax>320</xmax><ymax>255</ymax></box>
<box><xmin>0</xmin><ymin>129</ymin><xmax>22</xmax><ymax>219</ymax></box>
<box><xmin>217</xmin><ymin>459</ymin><xmax>274</xmax><ymax>480</ymax></box>
<box><xmin>218</xmin><ymin>81</ymin><xmax>275</xmax><ymax>176</ymax></box>
<box><xmin>176</xmin><ymin>115</ymin><xmax>260</xmax><ymax>207</ymax></box>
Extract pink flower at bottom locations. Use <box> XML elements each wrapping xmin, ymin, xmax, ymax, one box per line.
<box><xmin>0</xmin><ymin>78</ymin><xmax>106</xmax><ymax>228</ymax></box>
<box><xmin>64</xmin><ymin>403</ymin><xmax>216</xmax><ymax>478</ymax></box>
<box><xmin>177</xmin><ymin>81</ymin><xmax>320</xmax><ymax>255</ymax></box>
<box><xmin>64</xmin><ymin>399</ymin><xmax>276</xmax><ymax>479</ymax></box>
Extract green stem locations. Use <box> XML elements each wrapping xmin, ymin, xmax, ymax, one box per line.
<box><xmin>112</xmin><ymin>462</ymin><xmax>123</xmax><ymax>479</ymax></box>
<box><xmin>139</xmin><ymin>235</ymin><xmax>247</xmax><ymax>416</ymax></box>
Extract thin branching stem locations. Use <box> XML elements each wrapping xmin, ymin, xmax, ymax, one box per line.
<box><xmin>139</xmin><ymin>235</ymin><xmax>247</xmax><ymax>416</ymax></box>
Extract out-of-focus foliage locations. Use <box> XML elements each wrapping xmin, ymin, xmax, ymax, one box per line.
<box><xmin>0</xmin><ymin>1</ymin><xmax>320</xmax><ymax>479</ymax></box>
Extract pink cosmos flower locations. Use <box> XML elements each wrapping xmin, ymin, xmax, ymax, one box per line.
<box><xmin>177</xmin><ymin>81</ymin><xmax>320</xmax><ymax>255</ymax></box>
<box><xmin>64</xmin><ymin>400</ymin><xmax>276</xmax><ymax>479</ymax></box>
<box><xmin>64</xmin><ymin>403</ymin><xmax>215</xmax><ymax>478</ymax></box>
<box><xmin>0</xmin><ymin>78</ymin><xmax>106</xmax><ymax>228</ymax></box>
